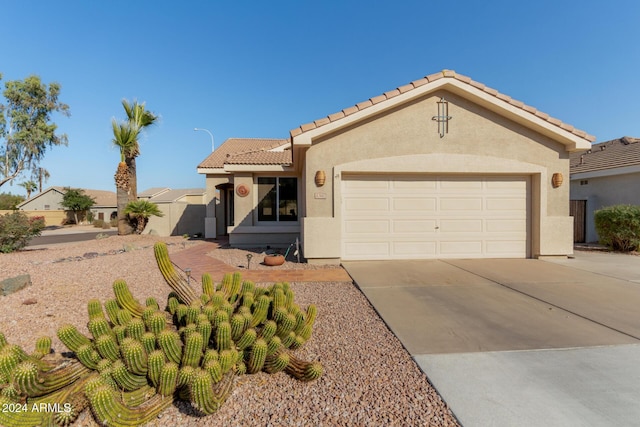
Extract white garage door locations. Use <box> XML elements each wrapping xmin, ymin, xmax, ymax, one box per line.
<box><xmin>342</xmin><ymin>175</ymin><xmax>529</xmax><ymax>260</ymax></box>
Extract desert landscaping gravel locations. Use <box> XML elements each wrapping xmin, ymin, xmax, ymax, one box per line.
<box><xmin>0</xmin><ymin>234</ymin><xmax>459</xmax><ymax>426</ymax></box>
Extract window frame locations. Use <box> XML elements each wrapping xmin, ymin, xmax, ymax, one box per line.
<box><xmin>255</xmin><ymin>176</ymin><xmax>299</xmax><ymax>224</ymax></box>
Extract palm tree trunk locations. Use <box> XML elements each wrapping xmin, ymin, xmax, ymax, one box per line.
<box><xmin>117</xmin><ymin>187</ymin><xmax>134</xmax><ymax>235</ymax></box>
<box><xmin>127</xmin><ymin>157</ymin><xmax>137</xmax><ymax>202</ymax></box>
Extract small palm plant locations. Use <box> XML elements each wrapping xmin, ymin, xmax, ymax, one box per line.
<box><xmin>123</xmin><ymin>200</ymin><xmax>164</xmax><ymax>234</ymax></box>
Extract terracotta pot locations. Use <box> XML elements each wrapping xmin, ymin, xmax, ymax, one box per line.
<box><xmin>263</xmin><ymin>254</ymin><xmax>285</xmax><ymax>266</ymax></box>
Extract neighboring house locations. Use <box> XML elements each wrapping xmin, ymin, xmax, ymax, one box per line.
<box><xmin>138</xmin><ymin>187</ymin><xmax>171</xmax><ymax>200</ymax></box>
<box><xmin>17</xmin><ymin>186</ymin><xmax>116</xmax><ymax>223</ymax></box>
<box><xmin>569</xmin><ymin>136</ymin><xmax>640</xmax><ymax>243</ymax></box>
<box><xmin>197</xmin><ymin>70</ymin><xmax>593</xmax><ymax>263</ymax></box>
<box><xmin>142</xmin><ymin>188</ymin><xmax>206</xmax><ymax>237</ymax></box>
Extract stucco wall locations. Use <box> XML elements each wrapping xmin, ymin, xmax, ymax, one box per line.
<box><xmin>570</xmin><ymin>171</ymin><xmax>640</xmax><ymax>243</ymax></box>
<box><xmin>302</xmin><ymin>89</ymin><xmax>572</xmax><ymax>260</ymax></box>
<box><xmin>145</xmin><ymin>202</ymin><xmax>206</xmax><ymax>237</ymax></box>
<box><xmin>20</xmin><ymin>191</ymin><xmax>63</xmax><ymax>210</ymax></box>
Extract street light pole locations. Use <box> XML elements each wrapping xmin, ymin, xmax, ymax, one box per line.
<box><xmin>194</xmin><ymin>128</ymin><xmax>215</xmax><ymax>151</ymax></box>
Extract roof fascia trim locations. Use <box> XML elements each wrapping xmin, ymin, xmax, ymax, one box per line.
<box><xmin>292</xmin><ymin>78</ymin><xmax>592</xmax><ymax>151</ymax></box>
<box><xmin>571</xmin><ymin>164</ymin><xmax>640</xmax><ymax>179</ymax></box>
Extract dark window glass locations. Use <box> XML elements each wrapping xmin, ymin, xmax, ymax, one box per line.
<box><xmin>257</xmin><ymin>177</ymin><xmax>297</xmax><ymax>222</ymax></box>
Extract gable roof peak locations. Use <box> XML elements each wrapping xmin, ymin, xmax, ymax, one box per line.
<box><xmin>289</xmin><ymin>70</ymin><xmax>595</xmax><ymax>145</ymax></box>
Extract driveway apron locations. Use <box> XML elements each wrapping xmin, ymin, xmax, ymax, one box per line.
<box><xmin>343</xmin><ymin>256</ymin><xmax>640</xmax><ymax>427</ymax></box>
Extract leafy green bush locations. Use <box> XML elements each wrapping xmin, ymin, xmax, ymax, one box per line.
<box><xmin>0</xmin><ymin>211</ymin><xmax>45</xmax><ymax>253</ymax></box>
<box><xmin>594</xmin><ymin>205</ymin><xmax>640</xmax><ymax>251</ymax></box>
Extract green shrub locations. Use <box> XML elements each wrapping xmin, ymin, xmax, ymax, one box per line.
<box><xmin>0</xmin><ymin>211</ymin><xmax>45</xmax><ymax>253</ymax></box>
<box><xmin>594</xmin><ymin>204</ymin><xmax>640</xmax><ymax>251</ymax></box>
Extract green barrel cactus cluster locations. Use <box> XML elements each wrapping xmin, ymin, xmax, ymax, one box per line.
<box><xmin>0</xmin><ymin>242</ymin><xmax>322</xmax><ymax>426</ymax></box>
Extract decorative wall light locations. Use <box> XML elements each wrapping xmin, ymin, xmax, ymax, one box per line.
<box><xmin>314</xmin><ymin>170</ymin><xmax>326</xmax><ymax>187</ymax></box>
<box><xmin>431</xmin><ymin>97</ymin><xmax>453</xmax><ymax>138</ymax></box>
<box><xmin>552</xmin><ymin>173</ymin><xmax>564</xmax><ymax>188</ymax></box>
<box><xmin>236</xmin><ymin>184</ymin><xmax>250</xmax><ymax>197</ymax></box>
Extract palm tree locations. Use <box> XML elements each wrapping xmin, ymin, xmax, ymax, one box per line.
<box><xmin>121</xmin><ymin>99</ymin><xmax>158</xmax><ymax>202</ymax></box>
<box><xmin>37</xmin><ymin>167</ymin><xmax>50</xmax><ymax>193</ymax></box>
<box><xmin>112</xmin><ymin>99</ymin><xmax>158</xmax><ymax>235</ymax></box>
<box><xmin>123</xmin><ymin>200</ymin><xmax>164</xmax><ymax>234</ymax></box>
<box><xmin>112</xmin><ymin>120</ymin><xmax>137</xmax><ymax>235</ymax></box>
<box><xmin>18</xmin><ymin>180</ymin><xmax>37</xmax><ymax>198</ymax></box>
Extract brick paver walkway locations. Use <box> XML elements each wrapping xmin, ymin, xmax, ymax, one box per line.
<box><xmin>169</xmin><ymin>240</ymin><xmax>352</xmax><ymax>284</ymax></box>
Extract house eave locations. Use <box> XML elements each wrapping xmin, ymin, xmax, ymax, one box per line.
<box><xmin>197</xmin><ymin>167</ymin><xmax>230</xmax><ymax>175</ymax></box>
<box><xmin>292</xmin><ymin>78</ymin><xmax>593</xmax><ymax>152</ymax></box>
<box><xmin>223</xmin><ymin>164</ymin><xmax>294</xmax><ymax>172</ymax></box>
<box><xmin>571</xmin><ymin>164</ymin><xmax>640</xmax><ymax>180</ymax></box>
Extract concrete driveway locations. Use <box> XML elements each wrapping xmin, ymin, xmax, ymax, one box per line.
<box><xmin>343</xmin><ymin>253</ymin><xmax>640</xmax><ymax>427</ymax></box>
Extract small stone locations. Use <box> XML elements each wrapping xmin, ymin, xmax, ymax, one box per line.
<box><xmin>22</xmin><ymin>298</ymin><xmax>37</xmax><ymax>305</ymax></box>
<box><xmin>83</xmin><ymin>252</ymin><xmax>99</xmax><ymax>259</ymax></box>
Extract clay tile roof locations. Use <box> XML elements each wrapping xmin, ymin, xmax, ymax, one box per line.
<box><xmin>198</xmin><ymin>138</ymin><xmax>290</xmax><ymax>168</ymax></box>
<box><xmin>289</xmin><ymin>69</ymin><xmax>595</xmax><ymax>142</ymax></box>
<box><xmin>570</xmin><ymin>136</ymin><xmax>640</xmax><ymax>174</ymax></box>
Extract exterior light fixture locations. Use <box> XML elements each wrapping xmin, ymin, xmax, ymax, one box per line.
<box><xmin>246</xmin><ymin>253</ymin><xmax>253</xmax><ymax>270</ymax></box>
<box><xmin>432</xmin><ymin>98</ymin><xmax>453</xmax><ymax>138</ymax></box>
<box><xmin>185</xmin><ymin>268</ymin><xmax>192</xmax><ymax>285</ymax></box>
<box><xmin>552</xmin><ymin>173</ymin><xmax>564</xmax><ymax>188</ymax></box>
<box><xmin>314</xmin><ymin>170</ymin><xmax>326</xmax><ymax>187</ymax></box>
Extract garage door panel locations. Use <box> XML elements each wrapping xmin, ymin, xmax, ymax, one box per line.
<box><xmin>439</xmin><ymin>219</ymin><xmax>483</xmax><ymax>232</ymax></box>
<box><xmin>486</xmin><ymin>219</ymin><xmax>526</xmax><ymax>232</ymax></box>
<box><xmin>394</xmin><ymin>241</ymin><xmax>437</xmax><ymax>255</ymax></box>
<box><xmin>393</xmin><ymin>219</ymin><xmax>437</xmax><ymax>233</ymax></box>
<box><xmin>344</xmin><ymin>198</ymin><xmax>389</xmax><ymax>212</ymax></box>
<box><xmin>440</xmin><ymin>198</ymin><xmax>483</xmax><ymax>212</ymax></box>
<box><xmin>344</xmin><ymin>241</ymin><xmax>390</xmax><ymax>258</ymax></box>
<box><xmin>393</xmin><ymin>197</ymin><xmax>437</xmax><ymax>212</ymax></box>
<box><xmin>440</xmin><ymin>241</ymin><xmax>483</xmax><ymax>255</ymax></box>
<box><xmin>486</xmin><ymin>198</ymin><xmax>526</xmax><ymax>211</ymax></box>
<box><xmin>342</xmin><ymin>175</ymin><xmax>529</xmax><ymax>260</ymax></box>
<box><xmin>439</xmin><ymin>180</ymin><xmax>483</xmax><ymax>190</ymax></box>
<box><xmin>344</xmin><ymin>179</ymin><xmax>390</xmax><ymax>190</ymax></box>
<box><xmin>393</xmin><ymin>179</ymin><xmax>437</xmax><ymax>190</ymax></box>
<box><xmin>344</xmin><ymin>219</ymin><xmax>389</xmax><ymax>234</ymax></box>
<box><xmin>486</xmin><ymin>241</ymin><xmax>527</xmax><ymax>256</ymax></box>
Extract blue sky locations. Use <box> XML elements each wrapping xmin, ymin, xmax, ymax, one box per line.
<box><xmin>1</xmin><ymin>0</ymin><xmax>639</xmax><ymax>197</ymax></box>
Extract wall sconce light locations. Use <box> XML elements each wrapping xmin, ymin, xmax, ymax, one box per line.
<box><xmin>432</xmin><ymin>97</ymin><xmax>453</xmax><ymax>138</ymax></box>
<box><xmin>552</xmin><ymin>173</ymin><xmax>564</xmax><ymax>188</ymax></box>
<box><xmin>314</xmin><ymin>170</ymin><xmax>326</xmax><ymax>187</ymax></box>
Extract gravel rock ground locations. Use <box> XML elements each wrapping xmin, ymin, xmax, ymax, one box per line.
<box><xmin>0</xmin><ymin>234</ymin><xmax>459</xmax><ymax>426</ymax></box>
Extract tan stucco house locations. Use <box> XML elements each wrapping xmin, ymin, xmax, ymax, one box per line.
<box><xmin>197</xmin><ymin>70</ymin><xmax>594</xmax><ymax>263</ymax></box>
<box><xmin>569</xmin><ymin>136</ymin><xmax>640</xmax><ymax>243</ymax></box>
<box><xmin>17</xmin><ymin>186</ymin><xmax>116</xmax><ymax>223</ymax></box>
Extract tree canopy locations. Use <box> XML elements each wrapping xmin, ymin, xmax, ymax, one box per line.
<box><xmin>0</xmin><ymin>74</ymin><xmax>70</xmax><ymax>188</ymax></box>
<box><xmin>0</xmin><ymin>192</ymin><xmax>24</xmax><ymax>210</ymax></box>
<box><xmin>60</xmin><ymin>187</ymin><xmax>95</xmax><ymax>224</ymax></box>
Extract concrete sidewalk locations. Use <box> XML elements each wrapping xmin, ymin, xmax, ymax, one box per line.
<box><xmin>343</xmin><ymin>253</ymin><xmax>640</xmax><ymax>427</ymax></box>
